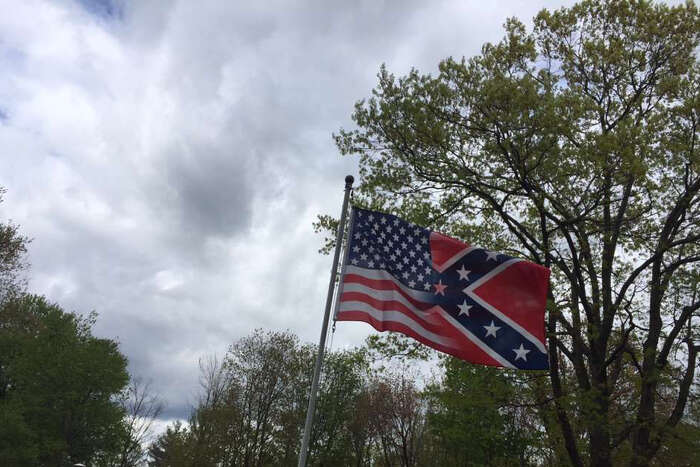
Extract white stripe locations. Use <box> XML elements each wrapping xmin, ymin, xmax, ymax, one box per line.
<box><xmin>338</xmin><ymin>301</ymin><xmax>452</xmax><ymax>347</ymax></box>
<box><xmin>341</xmin><ymin>282</ymin><xmax>431</xmax><ymax>323</ymax></box>
<box><xmin>344</xmin><ymin>265</ymin><xmax>435</xmax><ymax>302</ymax></box>
<box><xmin>436</xmin><ymin>308</ymin><xmax>516</xmax><ymax>368</ymax></box>
<box><xmin>464</xmin><ymin>259</ymin><xmax>547</xmax><ymax>353</ymax></box>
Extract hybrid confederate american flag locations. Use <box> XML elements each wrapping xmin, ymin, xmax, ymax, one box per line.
<box><xmin>335</xmin><ymin>207</ymin><xmax>551</xmax><ymax>370</ymax></box>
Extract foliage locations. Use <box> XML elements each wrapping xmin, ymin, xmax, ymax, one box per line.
<box><xmin>424</xmin><ymin>358</ymin><xmax>546</xmax><ymax>466</ymax></box>
<box><xmin>114</xmin><ymin>378</ymin><xmax>164</xmax><ymax>467</ymax></box>
<box><xmin>0</xmin><ymin>294</ymin><xmax>130</xmax><ymax>466</ymax></box>
<box><xmin>148</xmin><ymin>422</ymin><xmax>193</xmax><ymax>467</ymax></box>
<box><xmin>0</xmin><ymin>187</ymin><xmax>30</xmax><ymax>305</ymax></box>
<box><xmin>148</xmin><ymin>329</ymin><xmax>558</xmax><ymax>467</ymax></box>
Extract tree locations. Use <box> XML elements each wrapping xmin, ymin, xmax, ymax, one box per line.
<box><xmin>148</xmin><ymin>422</ymin><xmax>193</xmax><ymax>467</ymax></box>
<box><xmin>149</xmin><ymin>331</ymin><xmax>373</xmax><ymax>467</ymax></box>
<box><xmin>115</xmin><ymin>378</ymin><xmax>164</xmax><ymax>467</ymax></box>
<box><xmin>366</xmin><ymin>373</ymin><xmax>427</xmax><ymax>467</ymax></box>
<box><xmin>0</xmin><ymin>187</ymin><xmax>29</xmax><ymax>305</ymax></box>
<box><xmin>0</xmin><ymin>295</ymin><xmax>130</xmax><ymax>465</ymax></box>
<box><xmin>334</xmin><ymin>1</ymin><xmax>700</xmax><ymax>465</ymax></box>
<box><xmin>423</xmin><ymin>359</ymin><xmax>531</xmax><ymax>466</ymax></box>
<box><xmin>307</xmin><ymin>348</ymin><xmax>370</xmax><ymax>466</ymax></box>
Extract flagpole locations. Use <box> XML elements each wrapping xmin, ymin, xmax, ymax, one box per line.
<box><xmin>298</xmin><ymin>175</ymin><xmax>353</xmax><ymax>467</ymax></box>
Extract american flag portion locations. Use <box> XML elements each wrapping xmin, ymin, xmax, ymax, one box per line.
<box><xmin>334</xmin><ymin>207</ymin><xmax>551</xmax><ymax>370</ymax></box>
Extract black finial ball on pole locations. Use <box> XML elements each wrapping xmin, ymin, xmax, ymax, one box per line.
<box><xmin>345</xmin><ymin>175</ymin><xmax>354</xmax><ymax>187</ymax></box>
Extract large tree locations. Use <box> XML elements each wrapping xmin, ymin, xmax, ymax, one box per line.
<box><xmin>424</xmin><ymin>359</ymin><xmax>539</xmax><ymax>466</ymax></box>
<box><xmin>334</xmin><ymin>1</ymin><xmax>700</xmax><ymax>465</ymax></box>
<box><xmin>0</xmin><ymin>295</ymin><xmax>130</xmax><ymax>465</ymax></box>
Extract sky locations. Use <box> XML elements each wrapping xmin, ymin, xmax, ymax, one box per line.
<box><xmin>0</xmin><ymin>0</ymin><xmax>583</xmax><ymax>422</ymax></box>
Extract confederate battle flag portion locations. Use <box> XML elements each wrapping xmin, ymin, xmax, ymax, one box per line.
<box><xmin>334</xmin><ymin>207</ymin><xmax>551</xmax><ymax>370</ymax></box>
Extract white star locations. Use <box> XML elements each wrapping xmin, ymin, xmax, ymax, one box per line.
<box><xmin>433</xmin><ymin>280</ymin><xmax>447</xmax><ymax>295</ymax></box>
<box><xmin>513</xmin><ymin>344</ymin><xmax>531</xmax><ymax>361</ymax></box>
<box><xmin>368</xmin><ymin>260</ymin><xmax>375</xmax><ymax>268</ymax></box>
<box><xmin>360</xmin><ymin>253</ymin><xmax>368</xmax><ymax>261</ymax></box>
<box><xmin>408</xmin><ymin>280</ymin><xmax>416</xmax><ymax>288</ymax></box>
<box><xmin>485</xmin><ymin>250</ymin><xmax>500</xmax><ymax>261</ymax></box>
<box><xmin>424</xmin><ymin>282</ymin><xmax>432</xmax><ymax>290</ymax></box>
<box><xmin>484</xmin><ymin>321</ymin><xmax>500</xmax><ymax>337</ymax></box>
<box><xmin>458</xmin><ymin>301</ymin><xmax>472</xmax><ymax>316</ymax></box>
<box><xmin>456</xmin><ymin>265</ymin><xmax>471</xmax><ymax>281</ymax></box>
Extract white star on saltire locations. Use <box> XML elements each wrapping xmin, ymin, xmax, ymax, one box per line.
<box><xmin>458</xmin><ymin>301</ymin><xmax>472</xmax><ymax>316</ymax></box>
<box><xmin>484</xmin><ymin>321</ymin><xmax>500</xmax><ymax>338</ymax></box>
<box><xmin>513</xmin><ymin>344</ymin><xmax>531</xmax><ymax>361</ymax></box>
<box><xmin>456</xmin><ymin>264</ymin><xmax>471</xmax><ymax>280</ymax></box>
<box><xmin>433</xmin><ymin>280</ymin><xmax>447</xmax><ymax>296</ymax></box>
<box><xmin>485</xmin><ymin>250</ymin><xmax>500</xmax><ymax>261</ymax></box>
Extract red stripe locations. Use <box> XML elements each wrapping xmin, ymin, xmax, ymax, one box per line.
<box><xmin>342</xmin><ymin>273</ymin><xmax>432</xmax><ymax>310</ymax></box>
<box><xmin>336</xmin><ymin>308</ymin><xmax>502</xmax><ymax>367</ymax></box>
<box><xmin>340</xmin><ymin>291</ymin><xmax>437</xmax><ymax>326</ymax></box>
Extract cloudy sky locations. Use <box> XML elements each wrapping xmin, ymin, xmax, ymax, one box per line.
<box><xmin>0</xmin><ymin>0</ymin><xmax>581</xmax><ymax>421</ymax></box>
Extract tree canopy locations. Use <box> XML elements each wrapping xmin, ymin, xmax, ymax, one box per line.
<box><xmin>333</xmin><ymin>1</ymin><xmax>699</xmax><ymax>465</ymax></box>
<box><xmin>148</xmin><ymin>329</ymin><xmax>537</xmax><ymax>467</ymax></box>
<box><xmin>0</xmin><ymin>295</ymin><xmax>130</xmax><ymax>466</ymax></box>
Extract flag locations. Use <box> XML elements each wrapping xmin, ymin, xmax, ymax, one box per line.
<box><xmin>334</xmin><ymin>207</ymin><xmax>550</xmax><ymax>369</ymax></box>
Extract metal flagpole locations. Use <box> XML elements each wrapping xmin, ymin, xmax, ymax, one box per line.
<box><xmin>297</xmin><ymin>175</ymin><xmax>353</xmax><ymax>467</ymax></box>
